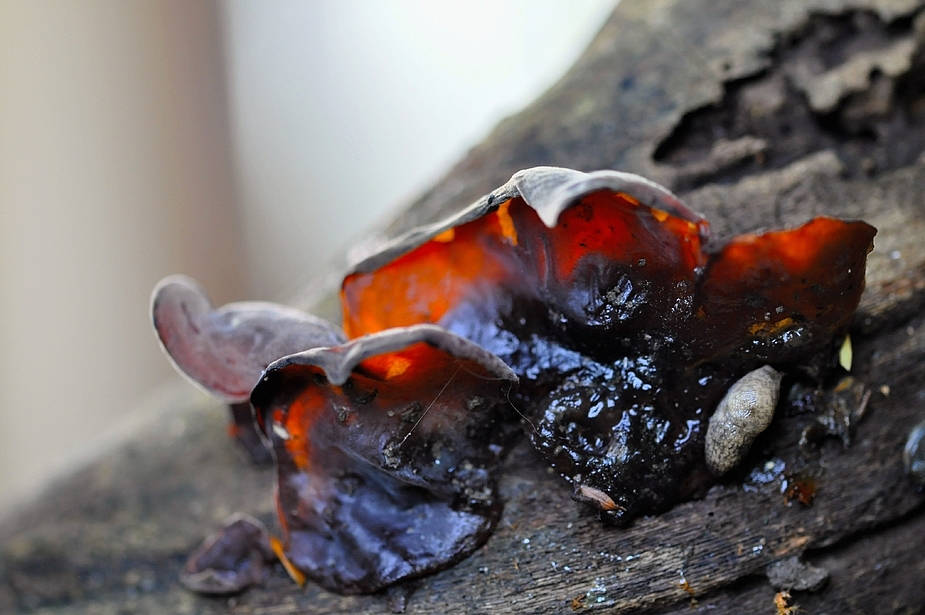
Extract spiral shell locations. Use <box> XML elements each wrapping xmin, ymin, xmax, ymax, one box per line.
<box><xmin>706</xmin><ymin>365</ymin><xmax>783</xmax><ymax>475</ymax></box>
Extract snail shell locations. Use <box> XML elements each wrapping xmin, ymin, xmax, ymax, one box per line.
<box><xmin>903</xmin><ymin>419</ymin><xmax>925</xmax><ymax>486</ymax></box>
<box><xmin>706</xmin><ymin>365</ymin><xmax>783</xmax><ymax>475</ymax></box>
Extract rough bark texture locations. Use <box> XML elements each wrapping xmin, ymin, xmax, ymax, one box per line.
<box><xmin>5</xmin><ymin>0</ymin><xmax>925</xmax><ymax>612</ymax></box>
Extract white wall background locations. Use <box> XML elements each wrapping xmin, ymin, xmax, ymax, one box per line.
<box><xmin>0</xmin><ymin>0</ymin><xmax>615</xmax><ymax>518</ymax></box>
<box><xmin>223</xmin><ymin>0</ymin><xmax>617</xmax><ymax>299</ymax></box>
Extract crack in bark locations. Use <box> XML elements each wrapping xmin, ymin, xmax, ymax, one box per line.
<box><xmin>655</xmin><ymin>9</ymin><xmax>925</xmax><ymax>191</ymax></box>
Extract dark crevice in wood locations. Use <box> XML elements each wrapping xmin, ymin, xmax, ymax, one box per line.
<box><xmin>803</xmin><ymin>496</ymin><xmax>925</xmax><ymax>562</ymax></box>
<box><xmin>655</xmin><ymin>9</ymin><xmax>925</xmax><ymax>191</ymax></box>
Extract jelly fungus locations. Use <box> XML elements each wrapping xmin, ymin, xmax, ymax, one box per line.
<box><xmin>154</xmin><ymin>166</ymin><xmax>875</xmax><ymax>594</ymax></box>
<box><xmin>249</xmin><ymin>325</ymin><xmax>517</xmax><ymax>593</ymax></box>
<box><xmin>341</xmin><ymin>167</ymin><xmax>876</xmax><ymax>523</ymax></box>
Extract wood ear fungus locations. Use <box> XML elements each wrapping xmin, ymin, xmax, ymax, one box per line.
<box><xmin>250</xmin><ymin>325</ymin><xmax>518</xmax><ymax>593</ymax></box>
<box><xmin>341</xmin><ymin>167</ymin><xmax>875</xmax><ymax>523</ymax></box>
<box><xmin>154</xmin><ymin>166</ymin><xmax>876</xmax><ymax>593</ymax></box>
<box><xmin>152</xmin><ymin>279</ymin><xmax>518</xmax><ymax>593</ymax></box>
<box><xmin>180</xmin><ymin>513</ymin><xmax>274</xmax><ymax>594</ymax></box>
<box><xmin>152</xmin><ymin>274</ymin><xmax>345</xmax><ymax>402</ymax></box>
<box><xmin>152</xmin><ymin>275</ymin><xmax>347</xmax><ymax>461</ymax></box>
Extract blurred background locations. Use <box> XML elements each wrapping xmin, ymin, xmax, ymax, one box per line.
<box><xmin>0</xmin><ymin>0</ymin><xmax>615</xmax><ymax>517</ymax></box>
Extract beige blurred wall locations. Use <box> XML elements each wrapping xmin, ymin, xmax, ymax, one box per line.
<box><xmin>0</xmin><ymin>0</ymin><xmax>247</xmax><ymax>516</ymax></box>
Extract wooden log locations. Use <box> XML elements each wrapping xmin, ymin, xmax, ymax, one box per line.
<box><xmin>4</xmin><ymin>0</ymin><xmax>925</xmax><ymax>612</ymax></box>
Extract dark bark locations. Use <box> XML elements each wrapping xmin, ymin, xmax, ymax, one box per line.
<box><xmin>5</xmin><ymin>0</ymin><xmax>925</xmax><ymax>612</ymax></box>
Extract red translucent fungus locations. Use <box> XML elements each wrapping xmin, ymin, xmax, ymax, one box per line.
<box><xmin>342</xmin><ymin>191</ymin><xmax>712</xmax><ymax>340</ymax></box>
<box><xmin>695</xmin><ymin>218</ymin><xmax>875</xmax><ymax>360</ymax></box>
<box><xmin>154</xmin><ymin>167</ymin><xmax>877</xmax><ymax>595</ymax></box>
<box><xmin>249</xmin><ymin>326</ymin><xmax>518</xmax><ymax>593</ymax></box>
<box><xmin>340</xmin><ymin>168</ymin><xmax>875</xmax><ymax>523</ymax></box>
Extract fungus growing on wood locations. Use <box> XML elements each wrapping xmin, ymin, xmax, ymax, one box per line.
<box><xmin>152</xmin><ymin>275</ymin><xmax>347</xmax><ymax>462</ymax></box>
<box><xmin>153</xmin><ymin>279</ymin><xmax>518</xmax><ymax>594</ymax></box>
<box><xmin>180</xmin><ymin>513</ymin><xmax>274</xmax><ymax>594</ymax></box>
<box><xmin>341</xmin><ymin>167</ymin><xmax>876</xmax><ymax>524</ymax></box>
<box><xmin>249</xmin><ymin>325</ymin><xmax>518</xmax><ymax>593</ymax></box>
<box><xmin>152</xmin><ymin>275</ymin><xmax>346</xmax><ymax>402</ymax></box>
<box><xmin>153</xmin><ymin>166</ymin><xmax>875</xmax><ymax>595</ymax></box>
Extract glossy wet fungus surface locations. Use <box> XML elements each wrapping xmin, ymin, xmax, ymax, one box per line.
<box><xmin>152</xmin><ymin>166</ymin><xmax>875</xmax><ymax>595</ymax></box>
<box><xmin>250</xmin><ymin>326</ymin><xmax>517</xmax><ymax>593</ymax></box>
<box><xmin>154</xmin><ymin>281</ymin><xmax>518</xmax><ymax>594</ymax></box>
<box><xmin>152</xmin><ymin>276</ymin><xmax>351</xmax><ymax>465</ymax></box>
<box><xmin>179</xmin><ymin>513</ymin><xmax>275</xmax><ymax>595</ymax></box>
<box><xmin>342</xmin><ymin>167</ymin><xmax>876</xmax><ymax>524</ymax></box>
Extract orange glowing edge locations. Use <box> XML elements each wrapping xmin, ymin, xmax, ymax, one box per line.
<box><xmin>341</xmin><ymin>190</ymin><xmax>711</xmax><ymax>339</ymax></box>
<box><xmin>270</xmin><ymin>536</ymin><xmax>307</xmax><ymax>587</ymax></box>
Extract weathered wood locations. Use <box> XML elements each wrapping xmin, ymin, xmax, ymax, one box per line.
<box><xmin>5</xmin><ymin>0</ymin><xmax>925</xmax><ymax>612</ymax></box>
